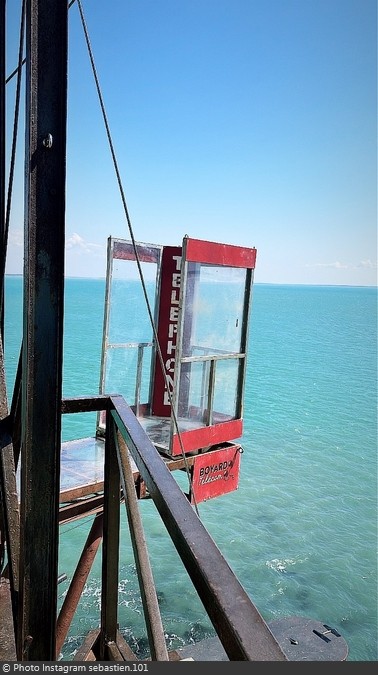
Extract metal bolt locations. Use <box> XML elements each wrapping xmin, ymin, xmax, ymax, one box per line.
<box><xmin>43</xmin><ymin>133</ymin><xmax>53</xmax><ymax>149</ymax></box>
<box><xmin>23</xmin><ymin>634</ymin><xmax>33</xmax><ymax>656</ymax></box>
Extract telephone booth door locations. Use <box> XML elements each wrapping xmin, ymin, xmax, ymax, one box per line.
<box><xmin>169</xmin><ymin>236</ymin><xmax>256</xmax><ymax>456</ymax></box>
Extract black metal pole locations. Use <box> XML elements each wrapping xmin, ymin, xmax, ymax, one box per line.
<box><xmin>18</xmin><ymin>0</ymin><xmax>68</xmax><ymax>660</ymax></box>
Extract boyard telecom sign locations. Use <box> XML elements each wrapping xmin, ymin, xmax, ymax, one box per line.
<box><xmin>191</xmin><ymin>444</ymin><xmax>242</xmax><ymax>504</ymax></box>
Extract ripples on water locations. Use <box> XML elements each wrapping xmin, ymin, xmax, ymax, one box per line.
<box><xmin>4</xmin><ymin>279</ymin><xmax>377</xmax><ymax>661</ymax></box>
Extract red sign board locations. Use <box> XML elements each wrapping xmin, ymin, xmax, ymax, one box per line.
<box><xmin>151</xmin><ymin>246</ymin><xmax>182</xmax><ymax>417</ymax></box>
<box><xmin>184</xmin><ymin>237</ymin><xmax>257</xmax><ymax>269</ymax></box>
<box><xmin>190</xmin><ymin>444</ymin><xmax>242</xmax><ymax>504</ymax></box>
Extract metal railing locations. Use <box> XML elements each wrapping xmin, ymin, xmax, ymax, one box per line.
<box><xmin>61</xmin><ymin>394</ymin><xmax>287</xmax><ymax>661</ymax></box>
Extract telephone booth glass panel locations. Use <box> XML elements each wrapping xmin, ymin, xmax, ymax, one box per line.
<box><xmin>97</xmin><ymin>239</ymin><xmax>162</xmax><ymax>433</ymax></box>
<box><xmin>105</xmin><ymin>261</ymin><xmax>157</xmax><ymax>406</ymax></box>
<box><xmin>171</xmin><ymin>245</ymin><xmax>254</xmax><ymax>455</ymax></box>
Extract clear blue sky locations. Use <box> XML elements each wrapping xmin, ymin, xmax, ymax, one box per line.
<box><xmin>5</xmin><ymin>0</ymin><xmax>377</xmax><ymax>285</ymax></box>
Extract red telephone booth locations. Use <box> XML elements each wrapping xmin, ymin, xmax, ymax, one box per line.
<box><xmin>97</xmin><ymin>235</ymin><xmax>257</xmax><ymax>503</ymax></box>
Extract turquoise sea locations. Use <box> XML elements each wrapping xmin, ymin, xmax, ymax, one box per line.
<box><xmin>3</xmin><ymin>276</ymin><xmax>378</xmax><ymax>662</ymax></box>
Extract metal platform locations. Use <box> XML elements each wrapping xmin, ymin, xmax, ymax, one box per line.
<box><xmin>173</xmin><ymin>636</ymin><xmax>229</xmax><ymax>661</ymax></box>
<box><xmin>60</xmin><ymin>436</ymin><xmax>107</xmax><ymax>492</ymax></box>
<box><xmin>58</xmin><ymin>434</ymin><xmax>195</xmax><ymax>509</ymax></box>
<box><xmin>59</xmin><ymin>434</ymin><xmax>190</xmax><ymax>500</ymax></box>
<box><xmin>268</xmin><ymin>616</ymin><xmax>349</xmax><ymax>661</ymax></box>
<box><xmin>158</xmin><ymin>618</ymin><xmax>350</xmax><ymax>661</ymax></box>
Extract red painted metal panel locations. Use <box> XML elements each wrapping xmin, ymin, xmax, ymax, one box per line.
<box><xmin>151</xmin><ymin>246</ymin><xmax>182</xmax><ymax>416</ymax></box>
<box><xmin>112</xmin><ymin>239</ymin><xmax>160</xmax><ymax>264</ymax></box>
<box><xmin>190</xmin><ymin>444</ymin><xmax>242</xmax><ymax>504</ymax></box>
<box><xmin>184</xmin><ymin>237</ymin><xmax>257</xmax><ymax>269</ymax></box>
<box><xmin>171</xmin><ymin>418</ymin><xmax>243</xmax><ymax>456</ymax></box>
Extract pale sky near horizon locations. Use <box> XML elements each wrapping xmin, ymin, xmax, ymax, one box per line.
<box><xmin>4</xmin><ymin>0</ymin><xmax>377</xmax><ymax>286</ymax></box>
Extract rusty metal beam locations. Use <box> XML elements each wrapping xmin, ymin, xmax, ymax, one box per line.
<box><xmin>0</xmin><ymin>426</ymin><xmax>20</xmax><ymax>633</ymax></box>
<box><xmin>18</xmin><ymin>0</ymin><xmax>68</xmax><ymax>660</ymax></box>
<box><xmin>106</xmin><ymin>641</ymin><xmax>123</xmax><ymax>662</ymax></box>
<box><xmin>56</xmin><ymin>513</ymin><xmax>103</xmax><ymax>658</ymax></box>
<box><xmin>9</xmin><ymin>348</ymin><xmax>22</xmax><ymax>468</ymax></box>
<box><xmin>58</xmin><ymin>494</ymin><xmax>105</xmax><ymax>526</ymax></box>
<box><xmin>115</xmin><ymin>430</ymin><xmax>169</xmax><ymax>661</ymax></box>
<box><xmin>0</xmin><ymin>577</ymin><xmax>17</xmax><ymax>661</ymax></box>
<box><xmin>72</xmin><ymin>629</ymin><xmax>100</xmax><ymax>662</ymax></box>
<box><xmin>110</xmin><ymin>395</ymin><xmax>287</xmax><ymax>661</ymax></box>
<box><xmin>99</xmin><ymin>410</ymin><xmax>121</xmax><ymax>660</ymax></box>
<box><xmin>59</xmin><ymin>481</ymin><xmax>105</xmax><ymax>505</ymax></box>
<box><xmin>61</xmin><ymin>395</ymin><xmax>110</xmax><ymax>415</ymax></box>
<box><xmin>0</xmin><ymin>337</ymin><xmax>8</xmax><ymax>573</ymax></box>
<box><xmin>0</xmin><ymin>336</ymin><xmax>20</xmax><ymax>640</ymax></box>
<box><xmin>115</xmin><ymin>631</ymin><xmax>139</xmax><ymax>661</ymax></box>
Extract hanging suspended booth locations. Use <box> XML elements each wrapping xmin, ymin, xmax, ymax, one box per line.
<box><xmin>97</xmin><ymin>235</ymin><xmax>257</xmax><ymax>505</ymax></box>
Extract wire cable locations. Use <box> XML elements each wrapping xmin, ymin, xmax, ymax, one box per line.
<box><xmin>76</xmin><ymin>0</ymin><xmax>199</xmax><ymax>516</ymax></box>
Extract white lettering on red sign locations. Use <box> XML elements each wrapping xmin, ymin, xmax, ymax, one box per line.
<box><xmin>163</xmin><ymin>255</ymin><xmax>181</xmax><ymax>406</ymax></box>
